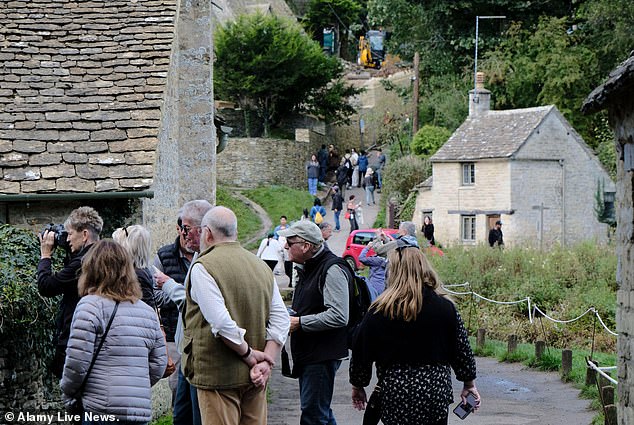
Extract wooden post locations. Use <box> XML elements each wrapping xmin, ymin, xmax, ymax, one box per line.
<box><xmin>562</xmin><ymin>349</ymin><xmax>573</xmax><ymax>376</ymax></box>
<box><xmin>586</xmin><ymin>360</ymin><xmax>597</xmax><ymax>386</ymax></box>
<box><xmin>535</xmin><ymin>340</ymin><xmax>545</xmax><ymax>359</ymax></box>
<box><xmin>412</xmin><ymin>52</ymin><xmax>420</xmax><ymax>136</ymax></box>
<box><xmin>507</xmin><ymin>334</ymin><xmax>517</xmax><ymax>353</ymax></box>
<box><xmin>602</xmin><ymin>386</ymin><xmax>615</xmax><ymax>405</ymax></box>
<box><xmin>476</xmin><ymin>328</ymin><xmax>486</xmax><ymax>350</ymax></box>
<box><xmin>604</xmin><ymin>404</ymin><xmax>617</xmax><ymax>425</ymax></box>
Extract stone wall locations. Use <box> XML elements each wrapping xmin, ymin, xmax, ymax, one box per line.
<box><xmin>216</xmin><ymin>134</ymin><xmax>322</xmax><ymax>189</ymax></box>
<box><xmin>610</xmin><ymin>98</ymin><xmax>634</xmax><ymax>425</ymax></box>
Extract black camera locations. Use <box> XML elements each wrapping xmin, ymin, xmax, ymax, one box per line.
<box><xmin>41</xmin><ymin>223</ymin><xmax>70</xmax><ymax>252</ymax></box>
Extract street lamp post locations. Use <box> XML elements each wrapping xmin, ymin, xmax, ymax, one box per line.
<box><xmin>474</xmin><ymin>15</ymin><xmax>505</xmax><ymax>103</ymax></box>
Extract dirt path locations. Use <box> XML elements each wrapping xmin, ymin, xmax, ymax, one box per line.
<box><xmin>264</xmin><ymin>186</ymin><xmax>595</xmax><ymax>425</ymax></box>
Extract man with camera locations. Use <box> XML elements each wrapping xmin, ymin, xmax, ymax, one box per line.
<box><xmin>37</xmin><ymin>206</ymin><xmax>103</xmax><ymax>378</ymax></box>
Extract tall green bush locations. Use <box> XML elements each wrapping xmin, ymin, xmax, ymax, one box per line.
<box><xmin>381</xmin><ymin>154</ymin><xmax>430</xmax><ymax>203</ymax></box>
<box><xmin>410</xmin><ymin>124</ymin><xmax>451</xmax><ymax>157</ymax></box>
<box><xmin>0</xmin><ymin>224</ymin><xmax>58</xmax><ymax>377</ymax></box>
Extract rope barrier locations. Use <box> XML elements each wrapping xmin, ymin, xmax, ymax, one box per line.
<box><xmin>441</xmin><ymin>283</ymin><xmax>617</xmax><ymax>336</ymax></box>
<box><xmin>587</xmin><ymin>359</ymin><xmax>618</xmax><ymax>385</ymax></box>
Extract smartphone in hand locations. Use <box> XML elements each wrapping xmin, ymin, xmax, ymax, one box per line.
<box><xmin>453</xmin><ymin>393</ymin><xmax>478</xmax><ymax>420</ymax></box>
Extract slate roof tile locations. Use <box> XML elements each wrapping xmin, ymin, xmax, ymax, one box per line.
<box><xmin>0</xmin><ymin>0</ymin><xmax>177</xmax><ymax>195</ymax></box>
<box><xmin>431</xmin><ymin>106</ymin><xmax>554</xmax><ymax>162</ymax></box>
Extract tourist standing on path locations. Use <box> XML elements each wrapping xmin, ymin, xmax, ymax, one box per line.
<box><xmin>331</xmin><ymin>186</ymin><xmax>344</xmax><ymax>232</ymax></box>
<box><xmin>278</xmin><ymin>221</ymin><xmax>352</xmax><ymax>425</ymax></box>
<box><xmin>257</xmin><ymin>231</ymin><xmax>284</xmax><ymax>271</ymax></box>
<box><xmin>357</xmin><ymin>151</ymin><xmax>369</xmax><ymax>188</ymax></box>
<box><xmin>422</xmin><ymin>215</ymin><xmax>435</xmax><ymax>246</ymax></box>
<box><xmin>350</xmin><ymin>148</ymin><xmax>360</xmax><ymax>187</ymax></box>
<box><xmin>347</xmin><ymin>195</ymin><xmax>361</xmax><ymax>233</ymax></box>
<box><xmin>38</xmin><ymin>206</ymin><xmax>103</xmax><ymax>379</ymax></box>
<box><xmin>319</xmin><ymin>221</ymin><xmax>333</xmax><ymax>251</ymax></box>
<box><xmin>335</xmin><ymin>163</ymin><xmax>348</xmax><ymax>199</ymax></box>
<box><xmin>153</xmin><ymin>200</ymin><xmax>213</xmax><ymax>425</ymax></box>
<box><xmin>327</xmin><ymin>144</ymin><xmax>340</xmax><ymax>175</ymax></box>
<box><xmin>309</xmin><ymin>198</ymin><xmax>327</xmax><ymax>223</ymax></box>
<box><xmin>364</xmin><ymin>167</ymin><xmax>376</xmax><ymax>205</ymax></box>
<box><xmin>307</xmin><ymin>154</ymin><xmax>320</xmax><ymax>196</ymax></box>
<box><xmin>61</xmin><ymin>240</ymin><xmax>167</xmax><ymax>424</ymax></box>
<box><xmin>274</xmin><ymin>216</ymin><xmax>289</xmax><ymax>239</ymax></box>
<box><xmin>112</xmin><ymin>224</ymin><xmax>157</xmax><ymax>309</ymax></box>
<box><xmin>182</xmin><ymin>206</ymin><xmax>290</xmax><ymax>425</ymax></box>
<box><xmin>376</xmin><ymin>148</ymin><xmax>386</xmax><ymax>190</ymax></box>
<box><xmin>350</xmin><ymin>243</ymin><xmax>480</xmax><ymax>425</ymax></box>
<box><xmin>359</xmin><ymin>235</ymin><xmax>387</xmax><ymax>299</ymax></box>
<box><xmin>488</xmin><ymin>220</ymin><xmax>504</xmax><ymax>248</ymax></box>
<box><xmin>317</xmin><ymin>144</ymin><xmax>329</xmax><ymax>183</ymax></box>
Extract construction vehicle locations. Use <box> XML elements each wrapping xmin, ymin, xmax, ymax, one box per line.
<box><xmin>358</xmin><ymin>29</ymin><xmax>386</xmax><ymax>69</ymax></box>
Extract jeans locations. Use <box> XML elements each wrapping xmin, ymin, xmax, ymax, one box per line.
<box><xmin>298</xmin><ymin>360</ymin><xmax>342</xmax><ymax>425</ymax></box>
<box><xmin>333</xmin><ymin>210</ymin><xmax>341</xmax><ymax>230</ymax></box>
<box><xmin>173</xmin><ymin>368</ymin><xmax>202</xmax><ymax>425</ymax></box>
<box><xmin>376</xmin><ymin>169</ymin><xmax>382</xmax><ymax>188</ymax></box>
<box><xmin>365</xmin><ymin>185</ymin><xmax>375</xmax><ymax>205</ymax></box>
<box><xmin>308</xmin><ymin>178</ymin><xmax>318</xmax><ymax>195</ymax></box>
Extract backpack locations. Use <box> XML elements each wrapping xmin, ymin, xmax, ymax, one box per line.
<box><xmin>318</xmin><ymin>257</ymin><xmax>373</xmax><ymax>349</ymax></box>
<box><xmin>344</xmin><ymin>157</ymin><xmax>352</xmax><ymax>169</ymax></box>
<box><xmin>314</xmin><ymin>210</ymin><xmax>324</xmax><ymax>224</ymax></box>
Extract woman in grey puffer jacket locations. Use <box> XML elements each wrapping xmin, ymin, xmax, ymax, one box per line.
<box><xmin>61</xmin><ymin>240</ymin><xmax>167</xmax><ymax>424</ymax></box>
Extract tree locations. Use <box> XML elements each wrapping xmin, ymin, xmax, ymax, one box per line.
<box><xmin>411</xmin><ymin>125</ymin><xmax>451</xmax><ymax>157</ymax></box>
<box><xmin>214</xmin><ymin>13</ymin><xmax>359</xmax><ymax>136</ymax></box>
<box><xmin>303</xmin><ymin>0</ymin><xmax>362</xmax><ymax>57</ymax></box>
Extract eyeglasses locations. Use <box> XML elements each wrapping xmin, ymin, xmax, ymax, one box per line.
<box><xmin>286</xmin><ymin>239</ymin><xmax>307</xmax><ymax>248</ymax></box>
<box><xmin>179</xmin><ymin>224</ymin><xmax>201</xmax><ymax>236</ymax></box>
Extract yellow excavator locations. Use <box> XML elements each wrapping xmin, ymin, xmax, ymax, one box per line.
<box><xmin>358</xmin><ymin>30</ymin><xmax>386</xmax><ymax>69</ymax></box>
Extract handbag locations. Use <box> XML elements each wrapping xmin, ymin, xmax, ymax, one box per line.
<box><xmin>363</xmin><ymin>384</ymin><xmax>383</xmax><ymax>425</ymax></box>
<box><xmin>345</xmin><ymin>211</ymin><xmax>351</xmax><ymax>220</ymax></box>
<box><xmin>66</xmin><ymin>301</ymin><xmax>120</xmax><ymax>414</ymax></box>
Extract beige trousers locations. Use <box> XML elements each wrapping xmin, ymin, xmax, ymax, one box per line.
<box><xmin>197</xmin><ymin>384</ymin><xmax>267</xmax><ymax>425</ymax></box>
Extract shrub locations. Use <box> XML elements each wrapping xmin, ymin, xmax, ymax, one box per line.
<box><xmin>410</xmin><ymin>124</ymin><xmax>451</xmax><ymax>157</ymax></box>
<box><xmin>381</xmin><ymin>155</ymin><xmax>430</xmax><ymax>203</ymax></box>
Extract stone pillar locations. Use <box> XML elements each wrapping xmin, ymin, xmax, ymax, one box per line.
<box><xmin>611</xmin><ymin>100</ymin><xmax>634</xmax><ymax>425</ymax></box>
<box><xmin>144</xmin><ymin>0</ymin><xmax>216</xmax><ymax>251</ymax></box>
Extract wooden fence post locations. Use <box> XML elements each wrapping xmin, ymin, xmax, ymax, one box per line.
<box><xmin>562</xmin><ymin>349</ymin><xmax>573</xmax><ymax>377</ymax></box>
<box><xmin>535</xmin><ymin>340</ymin><xmax>545</xmax><ymax>359</ymax></box>
<box><xmin>604</xmin><ymin>404</ymin><xmax>617</xmax><ymax>425</ymax></box>
<box><xmin>585</xmin><ymin>360</ymin><xmax>597</xmax><ymax>386</ymax></box>
<box><xmin>476</xmin><ymin>328</ymin><xmax>486</xmax><ymax>350</ymax></box>
<box><xmin>507</xmin><ymin>335</ymin><xmax>517</xmax><ymax>354</ymax></box>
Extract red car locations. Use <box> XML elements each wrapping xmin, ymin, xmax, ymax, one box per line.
<box><xmin>343</xmin><ymin>228</ymin><xmax>399</xmax><ymax>270</ymax></box>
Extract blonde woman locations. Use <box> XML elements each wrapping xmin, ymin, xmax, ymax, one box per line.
<box><xmin>61</xmin><ymin>240</ymin><xmax>166</xmax><ymax>424</ymax></box>
<box><xmin>350</xmin><ymin>243</ymin><xmax>480</xmax><ymax>425</ymax></box>
<box><xmin>113</xmin><ymin>225</ymin><xmax>156</xmax><ymax>309</ymax></box>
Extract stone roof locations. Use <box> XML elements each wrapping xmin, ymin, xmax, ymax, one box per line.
<box><xmin>431</xmin><ymin>105</ymin><xmax>554</xmax><ymax>162</ymax></box>
<box><xmin>0</xmin><ymin>0</ymin><xmax>177</xmax><ymax>195</ymax></box>
<box><xmin>582</xmin><ymin>52</ymin><xmax>634</xmax><ymax>114</ymax></box>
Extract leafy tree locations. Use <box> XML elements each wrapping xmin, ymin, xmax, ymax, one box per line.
<box><xmin>480</xmin><ymin>17</ymin><xmax>598</xmax><ymax>138</ymax></box>
<box><xmin>411</xmin><ymin>125</ymin><xmax>451</xmax><ymax>157</ymax></box>
<box><xmin>214</xmin><ymin>13</ymin><xmax>359</xmax><ymax>136</ymax></box>
<box><xmin>303</xmin><ymin>0</ymin><xmax>362</xmax><ymax>57</ymax></box>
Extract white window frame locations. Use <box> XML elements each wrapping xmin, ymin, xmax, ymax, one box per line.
<box><xmin>461</xmin><ymin>163</ymin><xmax>475</xmax><ymax>186</ymax></box>
<box><xmin>461</xmin><ymin>215</ymin><xmax>476</xmax><ymax>242</ymax></box>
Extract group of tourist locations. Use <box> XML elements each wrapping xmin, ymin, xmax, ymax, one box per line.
<box><xmin>37</xmin><ymin>200</ymin><xmax>480</xmax><ymax>425</ymax></box>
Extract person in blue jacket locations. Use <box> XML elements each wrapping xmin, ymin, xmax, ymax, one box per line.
<box><xmin>309</xmin><ymin>198</ymin><xmax>327</xmax><ymax>222</ymax></box>
<box><xmin>360</xmin><ymin>236</ymin><xmax>388</xmax><ymax>300</ymax></box>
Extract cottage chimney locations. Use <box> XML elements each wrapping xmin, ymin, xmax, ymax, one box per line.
<box><xmin>469</xmin><ymin>72</ymin><xmax>491</xmax><ymax>117</ymax></box>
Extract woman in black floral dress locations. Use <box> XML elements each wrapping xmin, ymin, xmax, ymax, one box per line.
<box><xmin>349</xmin><ymin>243</ymin><xmax>480</xmax><ymax>425</ymax></box>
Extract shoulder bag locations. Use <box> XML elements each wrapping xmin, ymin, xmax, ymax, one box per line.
<box><xmin>66</xmin><ymin>301</ymin><xmax>120</xmax><ymax>415</ymax></box>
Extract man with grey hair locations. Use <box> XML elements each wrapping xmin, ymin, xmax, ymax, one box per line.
<box><xmin>182</xmin><ymin>206</ymin><xmax>290</xmax><ymax>424</ymax></box>
<box><xmin>318</xmin><ymin>221</ymin><xmax>333</xmax><ymax>250</ymax></box>
<box><xmin>153</xmin><ymin>199</ymin><xmax>213</xmax><ymax>424</ymax></box>
<box><xmin>374</xmin><ymin>220</ymin><xmax>419</xmax><ymax>257</ymax></box>
<box><xmin>278</xmin><ymin>220</ymin><xmax>352</xmax><ymax>425</ymax></box>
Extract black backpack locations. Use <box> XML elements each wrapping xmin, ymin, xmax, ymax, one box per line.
<box><xmin>318</xmin><ymin>257</ymin><xmax>373</xmax><ymax>349</ymax></box>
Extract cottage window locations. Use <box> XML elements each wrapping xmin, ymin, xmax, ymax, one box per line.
<box><xmin>461</xmin><ymin>215</ymin><xmax>476</xmax><ymax>242</ymax></box>
<box><xmin>603</xmin><ymin>191</ymin><xmax>615</xmax><ymax>223</ymax></box>
<box><xmin>462</xmin><ymin>163</ymin><xmax>475</xmax><ymax>185</ymax></box>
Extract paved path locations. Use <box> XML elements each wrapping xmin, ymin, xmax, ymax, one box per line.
<box><xmin>267</xmin><ymin>186</ymin><xmax>595</xmax><ymax>425</ymax></box>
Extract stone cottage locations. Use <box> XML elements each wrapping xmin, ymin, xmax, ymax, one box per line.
<box><xmin>414</xmin><ymin>80</ymin><xmax>615</xmax><ymax>248</ymax></box>
<box><xmin>583</xmin><ymin>53</ymin><xmax>634</xmax><ymax>425</ymax></box>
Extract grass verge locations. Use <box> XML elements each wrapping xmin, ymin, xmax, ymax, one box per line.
<box><xmin>217</xmin><ymin>186</ymin><xmax>261</xmax><ymax>244</ymax></box>
<box><xmin>243</xmin><ymin>185</ymin><xmax>316</xmax><ymax>229</ymax></box>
